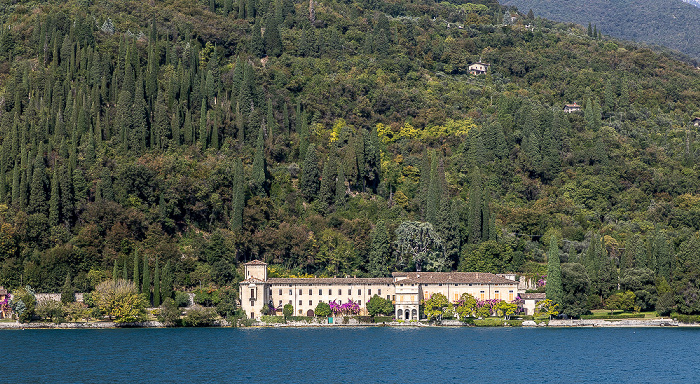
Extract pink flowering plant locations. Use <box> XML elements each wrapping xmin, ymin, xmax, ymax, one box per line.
<box><xmin>329</xmin><ymin>299</ymin><xmax>360</xmax><ymax>315</ymax></box>
<box><xmin>0</xmin><ymin>293</ymin><xmax>11</xmax><ymax>316</ymax></box>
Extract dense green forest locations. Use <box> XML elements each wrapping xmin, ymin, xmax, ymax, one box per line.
<box><xmin>0</xmin><ymin>0</ymin><xmax>700</xmax><ymax>317</ymax></box>
<box><xmin>503</xmin><ymin>0</ymin><xmax>700</xmax><ymax>61</ymax></box>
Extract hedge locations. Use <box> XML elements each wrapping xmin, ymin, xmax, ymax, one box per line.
<box><xmin>580</xmin><ymin>314</ymin><xmax>645</xmax><ymax>320</ymax></box>
<box><xmin>260</xmin><ymin>315</ymin><xmax>285</xmax><ymax>323</ymax></box>
<box><xmin>373</xmin><ymin>316</ymin><xmax>393</xmax><ymax>323</ymax></box>
<box><xmin>673</xmin><ymin>313</ymin><xmax>700</xmax><ymax>324</ymax></box>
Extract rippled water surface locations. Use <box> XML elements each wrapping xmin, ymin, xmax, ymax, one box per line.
<box><xmin>2</xmin><ymin>326</ymin><xmax>698</xmax><ymax>383</ymax></box>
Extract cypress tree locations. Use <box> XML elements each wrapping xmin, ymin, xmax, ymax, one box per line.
<box><xmin>153</xmin><ymin>257</ymin><xmax>161</xmax><ymax>307</ymax></box>
<box><xmin>250</xmin><ymin>18</ymin><xmax>264</xmax><ymax>57</ymax></box>
<box><xmin>251</xmin><ymin>125</ymin><xmax>267</xmax><ymax>196</ymax></box>
<box><xmin>426</xmin><ymin>150</ymin><xmax>441</xmax><ymax>225</ymax></box>
<box><xmin>122</xmin><ymin>260</ymin><xmax>128</xmax><ymax>281</ymax></box>
<box><xmin>29</xmin><ymin>152</ymin><xmax>47</xmax><ymax>214</ymax></box>
<box><xmin>319</xmin><ymin>156</ymin><xmax>336</xmax><ymax>211</ymax></box>
<box><xmin>142</xmin><ymin>253</ymin><xmax>151</xmax><ymax>304</ymax></box>
<box><xmin>60</xmin><ymin>165</ymin><xmax>74</xmax><ymax>224</ymax></box>
<box><xmin>335</xmin><ymin>163</ymin><xmax>346</xmax><ymax>207</ymax></box>
<box><xmin>171</xmin><ymin>103</ymin><xmax>181</xmax><ymax>146</ymax></box>
<box><xmin>183</xmin><ymin>109</ymin><xmax>193</xmax><ymax>145</ymax></box>
<box><xmin>231</xmin><ymin>158</ymin><xmax>245</xmax><ymax>231</ymax></box>
<box><xmin>12</xmin><ymin>161</ymin><xmax>20</xmax><ymax>206</ymax></box>
<box><xmin>199</xmin><ymin>99</ymin><xmax>208</xmax><ymax>148</ymax></box>
<box><xmin>467</xmin><ymin>168</ymin><xmax>482</xmax><ymax>244</ymax></box>
<box><xmin>300</xmin><ymin>144</ymin><xmax>320</xmax><ymax>202</ymax></box>
<box><xmin>161</xmin><ymin>260</ymin><xmax>173</xmax><ymax>301</ymax></box>
<box><xmin>266</xmin><ymin>100</ymin><xmax>277</xmax><ymax>139</ymax></box>
<box><xmin>133</xmin><ymin>250</ymin><xmax>140</xmax><ymax>288</ymax></box>
<box><xmin>113</xmin><ymin>260</ymin><xmax>118</xmax><ymax>281</ymax></box>
<box><xmin>60</xmin><ymin>273</ymin><xmax>75</xmax><ymax>304</ymax></box>
<box><xmin>49</xmin><ymin>166</ymin><xmax>60</xmax><ymax>226</ymax></box>
<box><xmin>546</xmin><ymin>235</ymin><xmax>563</xmax><ymax>305</ymax></box>
<box><xmin>263</xmin><ymin>13</ymin><xmax>282</xmax><ymax>57</ymax></box>
<box><xmin>368</xmin><ymin>220</ymin><xmax>391</xmax><ymax>277</ymax></box>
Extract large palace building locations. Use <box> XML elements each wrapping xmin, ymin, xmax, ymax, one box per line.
<box><xmin>239</xmin><ymin>260</ymin><xmax>520</xmax><ymax>320</ymax></box>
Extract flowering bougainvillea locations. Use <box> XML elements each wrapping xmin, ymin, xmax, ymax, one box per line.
<box><xmin>329</xmin><ymin>299</ymin><xmax>360</xmax><ymax>315</ymax></box>
<box><xmin>0</xmin><ymin>293</ymin><xmax>11</xmax><ymax>318</ymax></box>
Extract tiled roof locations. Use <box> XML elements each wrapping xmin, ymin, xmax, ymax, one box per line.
<box><xmin>241</xmin><ymin>277</ymin><xmax>266</xmax><ymax>284</ymax></box>
<box><xmin>0</xmin><ymin>289</ymin><xmax>6</xmax><ymax>295</ymax></box>
<box><xmin>392</xmin><ymin>272</ymin><xmax>518</xmax><ymax>285</ymax></box>
<box><xmin>519</xmin><ymin>293</ymin><xmax>546</xmax><ymax>300</ymax></box>
<box><xmin>267</xmin><ymin>277</ymin><xmax>394</xmax><ymax>285</ymax></box>
<box><xmin>243</xmin><ymin>260</ymin><xmax>267</xmax><ymax>266</ymax></box>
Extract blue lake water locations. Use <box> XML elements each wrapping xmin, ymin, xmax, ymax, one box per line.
<box><xmin>1</xmin><ymin>326</ymin><xmax>697</xmax><ymax>383</ymax></box>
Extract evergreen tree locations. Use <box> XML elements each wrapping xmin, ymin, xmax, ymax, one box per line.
<box><xmin>426</xmin><ymin>150</ymin><xmax>442</xmax><ymax>225</ymax></box>
<box><xmin>368</xmin><ymin>220</ymin><xmax>391</xmax><ymax>277</ymax></box>
<box><xmin>467</xmin><ymin>168</ymin><xmax>482</xmax><ymax>244</ymax></box>
<box><xmin>48</xmin><ymin>166</ymin><xmax>60</xmax><ymax>226</ymax></box>
<box><xmin>546</xmin><ymin>235</ymin><xmax>563</xmax><ymax>305</ymax></box>
<box><xmin>113</xmin><ymin>260</ymin><xmax>118</xmax><ymax>281</ymax></box>
<box><xmin>161</xmin><ymin>260</ymin><xmax>173</xmax><ymax>301</ymax></box>
<box><xmin>199</xmin><ymin>99</ymin><xmax>208</xmax><ymax>148</ymax></box>
<box><xmin>28</xmin><ymin>152</ymin><xmax>47</xmax><ymax>214</ymax></box>
<box><xmin>133</xmin><ymin>250</ymin><xmax>140</xmax><ymax>288</ymax></box>
<box><xmin>60</xmin><ymin>273</ymin><xmax>75</xmax><ymax>304</ymax></box>
<box><xmin>122</xmin><ymin>260</ymin><xmax>128</xmax><ymax>281</ymax></box>
<box><xmin>231</xmin><ymin>158</ymin><xmax>245</xmax><ymax>231</ymax></box>
<box><xmin>335</xmin><ymin>163</ymin><xmax>346</xmax><ymax>208</ymax></box>
<box><xmin>250</xmin><ymin>18</ymin><xmax>264</xmax><ymax>57</ymax></box>
<box><xmin>263</xmin><ymin>12</ymin><xmax>282</xmax><ymax>57</ymax></box>
<box><xmin>153</xmin><ymin>257</ymin><xmax>161</xmax><ymax>307</ymax></box>
<box><xmin>300</xmin><ymin>144</ymin><xmax>320</xmax><ymax>202</ymax></box>
<box><xmin>142</xmin><ymin>253</ymin><xmax>151</xmax><ymax>304</ymax></box>
<box><xmin>251</xmin><ymin>125</ymin><xmax>267</xmax><ymax>196</ymax></box>
<box><xmin>318</xmin><ymin>156</ymin><xmax>336</xmax><ymax>211</ymax></box>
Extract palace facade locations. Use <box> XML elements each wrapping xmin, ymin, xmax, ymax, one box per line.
<box><xmin>239</xmin><ymin>260</ymin><xmax>520</xmax><ymax>320</ymax></box>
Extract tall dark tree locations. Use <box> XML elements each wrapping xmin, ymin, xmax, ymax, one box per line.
<box><xmin>546</xmin><ymin>235</ymin><xmax>563</xmax><ymax>305</ymax></box>
<box><xmin>300</xmin><ymin>144</ymin><xmax>320</xmax><ymax>202</ymax></box>
<box><xmin>368</xmin><ymin>220</ymin><xmax>391</xmax><ymax>277</ymax></box>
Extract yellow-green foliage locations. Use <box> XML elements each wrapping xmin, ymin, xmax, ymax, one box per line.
<box><xmin>376</xmin><ymin>119</ymin><xmax>474</xmax><ymax>144</ymax></box>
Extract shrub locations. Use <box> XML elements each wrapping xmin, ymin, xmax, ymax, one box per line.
<box><xmin>174</xmin><ymin>291</ymin><xmax>191</xmax><ymax>307</ymax></box>
<box><xmin>580</xmin><ymin>313</ymin><xmax>645</xmax><ymax>319</ymax></box>
<box><xmin>283</xmin><ymin>304</ymin><xmax>293</xmax><ymax>319</ymax></box>
<box><xmin>354</xmin><ymin>316</ymin><xmax>373</xmax><ymax>323</ymax></box>
<box><xmin>36</xmin><ymin>299</ymin><xmax>65</xmax><ymax>323</ymax></box>
<box><xmin>373</xmin><ymin>316</ymin><xmax>393</xmax><ymax>323</ymax></box>
<box><xmin>92</xmin><ymin>279</ymin><xmax>147</xmax><ymax>323</ymax></box>
<box><xmin>215</xmin><ymin>287</ymin><xmax>238</xmax><ymax>317</ymax></box>
<box><xmin>315</xmin><ymin>302</ymin><xmax>332</xmax><ymax>317</ymax></box>
<box><xmin>261</xmin><ymin>315</ymin><xmax>285</xmax><ymax>323</ymax></box>
<box><xmin>157</xmin><ymin>298</ymin><xmax>181</xmax><ymax>327</ymax></box>
<box><xmin>671</xmin><ymin>313</ymin><xmax>700</xmax><ymax>324</ymax></box>
<box><xmin>10</xmin><ymin>286</ymin><xmax>37</xmax><ymax>323</ymax></box>
<box><xmin>288</xmin><ymin>316</ymin><xmax>312</xmax><ymax>323</ymax></box>
<box><xmin>182</xmin><ymin>305</ymin><xmax>217</xmax><ymax>326</ymax></box>
<box><xmin>65</xmin><ymin>302</ymin><xmax>90</xmax><ymax>322</ymax></box>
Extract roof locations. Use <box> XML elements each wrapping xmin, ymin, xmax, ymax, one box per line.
<box><xmin>267</xmin><ymin>277</ymin><xmax>394</xmax><ymax>285</ymax></box>
<box><xmin>243</xmin><ymin>260</ymin><xmax>267</xmax><ymax>266</ymax></box>
<box><xmin>564</xmin><ymin>103</ymin><xmax>581</xmax><ymax>108</ymax></box>
<box><xmin>0</xmin><ymin>289</ymin><xmax>6</xmax><ymax>296</ymax></box>
<box><xmin>692</xmin><ymin>117</ymin><xmax>700</xmax><ymax>122</ymax></box>
<box><xmin>520</xmin><ymin>293</ymin><xmax>546</xmax><ymax>300</ymax></box>
<box><xmin>240</xmin><ymin>277</ymin><xmax>266</xmax><ymax>284</ymax></box>
<box><xmin>392</xmin><ymin>272</ymin><xmax>518</xmax><ymax>285</ymax></box>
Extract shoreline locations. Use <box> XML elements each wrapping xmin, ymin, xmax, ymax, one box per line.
<box><xmin>0</xmin><ymin>317</ymin><xmax>694</xmax><ymax>329</ymax></box>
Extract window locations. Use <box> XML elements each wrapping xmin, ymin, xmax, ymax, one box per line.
<box><xmin>439</xmin><ymin>283</ymin><xmax>442</xmax><ymax>287</ymax></box>
<box><xmin>368</xmin><ymin>289</ymin><xmax>372</xmax><ymax>296</ymax></box>
<box><xmin>424</xmin><ymin>292</ymin><xmax>429</xmax><ymax>300</ymax></box>
<box><xmin>348</xmin><ymin>289</ymin><xmax>352</xmax><ymax>295</ymax></box>
<box><xmin>392</xmin><ymin>295</ymin><xmax>395</xmax><ymax>301</ymax></box>
<box><xmin>309</xmin><ymin>300</ymin><xmax>313</xmax><ymax>306</ymax></box>
<box><xmin>299</xmin><ymin>289</ymin><xmax>303</xmax><ymax>295</ymax></box>
<box><xmin>279</xmin><ymin>289</ymin><xmax>282</xmax><ymax>295</ymax></box>
<box><xmin>480</xmin><ymin>291</ymin><xmax>485</xmax><ymax>300</ymax></box>
<box><xmin>279</xmin><ymin>300</ymin><xmax>282</xmax><ymax>305</ymax></box>
<box><xmin>319</xmin><ymin>289</ymin><xmax>323</xmax><ymax>295</ymax></box>
<box><xmin>495</xmin><ymin>291</ymin><xmax>500</xmax><ymax>300</ymax></box>
<box><xmin>329</xmin><ymin>289</ymin><xmax>332</xmax><ymax>295</ymax></box>
<box><xmin>299</xmin><ymin>300</ymin><xmax>302</xmax><ymax>305</ymax></box>
<box><xmin>454</xmin><ymin>293</ymin><xmax>459</xmax><ymax>301</ymax></box>
<box><xmin>358</xmin><ymin>289</ymin><xmax>361</xmax><ymax>295</ymax></box>
<box><xmin>309</xmin><ymin>289</ymin><xmax>312</xmax><ymax>295</ymax></box>
<box><xmin>289</xmin><ymin>290</ymin><xmax>292</xmax><ymax>295</ymax></box>
<box><xmin>387</xmin><ymin>295</ymin><xmax>390</xmax><ymax>300</ymax></box>
<box><xmin>250</xmin><ymin>288</ymin><xmax>255</xmax><ymax>298</ymax></box>
<box><xmin>288</xmin><ymin>300</ymin><xmax>292</xmax><ymax>305</ymax></box>
<box><xmin>338</xmin><ymin>289</ymin><xmax>342</xmax><ymax>295</ymax></box>
<box><xmin>509</xmin><ymin>290</ymin><xmax>514</xmax><ymax>301</ymax></box>
<box><xmin>378</xmin><ymin>289</ymin><xmax>382</xmax><ymax>295</ymax></box>
<box><xmin>269</xmin><ymin>289</ymin><xmax>272</xmax><ymax>295</ymax></box>
<box><xmin>298</xmin><ymin>309</ymin><xmax>302</xmax><ymax>314</ymax></box>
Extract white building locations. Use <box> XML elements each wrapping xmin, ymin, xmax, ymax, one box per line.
<box><xmin>239</xmin><ymin>261</ymin><xmax>520</xmax><ymax>321</ymax></box>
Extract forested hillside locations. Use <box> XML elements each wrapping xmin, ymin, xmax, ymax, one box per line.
<box><xmin>503</xmin><ymin>0</ymin><xmax>700</xmax><ymax>61</ymax></box>
<box><xmin>1</xmin><ymin>0</ymin><xmax>700</xmax><ymax>317</ymax></box>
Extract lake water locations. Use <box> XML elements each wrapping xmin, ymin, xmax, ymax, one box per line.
<box><xmin>2</xmin><ymin>326</ymin><xmax>697</xmax><ymax>383</ymax></box>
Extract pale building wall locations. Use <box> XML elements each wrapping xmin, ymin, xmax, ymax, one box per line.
<box><xmin>420</xmin><ymin>283</ymin><xmax>518</xmax><ymax>303</ymax></box>
<box><xmin>269</xmin><ymin>282</ymin><xmax>395</xmax><ymax>316</ymax></box>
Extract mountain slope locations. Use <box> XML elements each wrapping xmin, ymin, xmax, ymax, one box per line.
<box><xmin>0</xmin><ymin>0</ymin><xmax>700</xmax><ymax>317</ymax></box>
<box><xmin>503</xmin><ymin>0</ymin><xmax>700</xmax><ymax>60</ymax></box>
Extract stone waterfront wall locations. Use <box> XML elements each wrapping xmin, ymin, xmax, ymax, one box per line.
<box><xmin>35</xmin><ymin>293</ymin><xmax>85</xmax><ymax>302</ymax></box>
